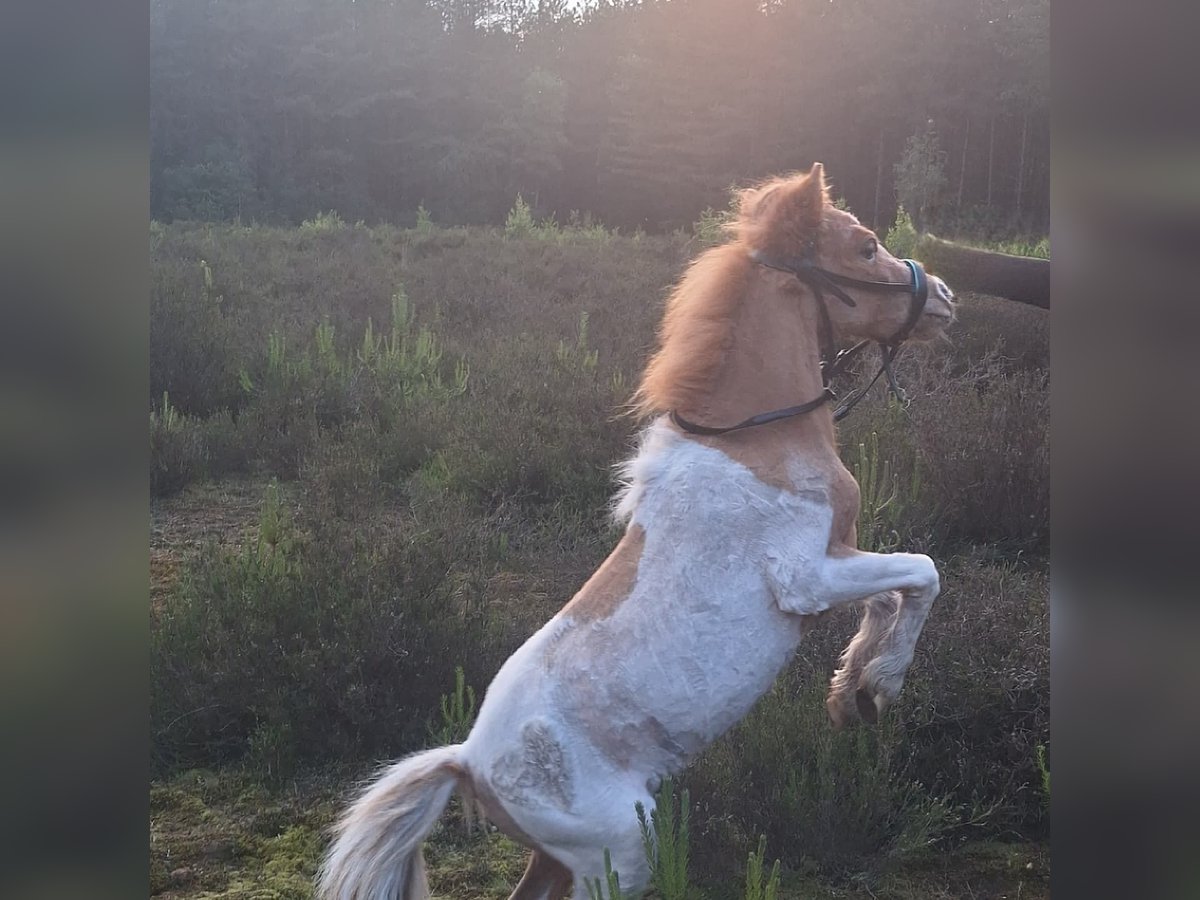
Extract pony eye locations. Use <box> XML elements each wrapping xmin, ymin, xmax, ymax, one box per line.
<box><xmin>862</xmin><ymin>238</ymin><xmax>878</xmax><ymax>260</ymax></box>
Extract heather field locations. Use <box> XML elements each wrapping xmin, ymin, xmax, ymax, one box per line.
<box><xmin>150</xmin><ymin>218</ymin><xmax>1048</xmax><ymax>899</ymax></box>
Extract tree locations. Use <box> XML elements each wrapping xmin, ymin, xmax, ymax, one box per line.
<box><xmin>148</xmin><ymin>0</ymin><xmax>1049</xmax><ymax>233</ymax></box>
<box><xmin>894</xmin><ymin>122</ymin><xmax>948</xmax><ymax>232</ymax></box>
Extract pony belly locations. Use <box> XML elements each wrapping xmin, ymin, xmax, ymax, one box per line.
<box><xmin>461</xmin><ymin>545</ymin><xmax>808</xmax><ymax>828</ymax></box>
<box><xmin>549</xmin><ymin>584</ymin><xmax>807</xmax><ymax>776</ymax></box>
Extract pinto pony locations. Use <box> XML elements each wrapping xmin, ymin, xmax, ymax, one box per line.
<box><xmin>318</xmin><ymin>164</ymin><xmax>956</xmax><ymax>900</ymax></box>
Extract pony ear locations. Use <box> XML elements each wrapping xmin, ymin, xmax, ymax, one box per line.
<box><xmin>801</xmin><ymin>162</ymin><xmax>828</xmax><ymax>213</ymax></box>
<box><xmin>784</xmin><ymin>162</ymin><xmax>828</xmax><ymax>236</ymax></box>
<box><xmin>735</xmin><ymin>167</ymin><xmax>828</xmax><ymax>252</ymax></box>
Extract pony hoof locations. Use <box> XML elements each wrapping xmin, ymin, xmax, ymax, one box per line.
<box><xmin>827</xmin><ymin>695</ymin><xmax>854</xmax><ymax>730</ymax></box>
<box><xmin>855</xmin><ymin>688</ymin><xmax>880</xmax><ymax>725</ymax></box>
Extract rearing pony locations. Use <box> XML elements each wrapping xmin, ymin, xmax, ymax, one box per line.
<box><xmin>318</xmin><ymin>164</ymin><xmax>956</xmax><ymax>900</ymax></box>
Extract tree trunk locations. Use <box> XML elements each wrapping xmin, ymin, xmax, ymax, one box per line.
<box><xmin>986</xmin><ymin>115</ymin><xmax>995</xmax><ymax>208</ymax></box>
<box><xmin>1015</xmin><ymin>111</ymin><xmax>1030</xmax><ymax>223</ymax></box>
<box><xmin>872</xmin><ymin>127</ymin><xmax>885</xmax><ymax>229</ymax></box>
<box><xmin>957</xmin><ymin>117</ymin><xmax>970</xmax><ymax>210</ymax></box>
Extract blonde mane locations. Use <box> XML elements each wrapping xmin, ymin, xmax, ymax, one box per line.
<box><xmin>632</xmin><ymin>167</ymin><xmax>831</xmax><ymax>420</ymax></box>
<box><xmin>631</xmin><ymin>241</ymin><xmax>752</xmax><ymax>419</ymax></box>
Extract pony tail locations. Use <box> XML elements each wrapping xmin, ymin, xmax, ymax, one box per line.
<box><xmin>318</xmin><ymin>745</ymin><xmax>465</xmax><ymax>900</ymax></box>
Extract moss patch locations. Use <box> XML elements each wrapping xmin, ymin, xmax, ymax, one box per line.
<box><xmin>425</xmin><ymin>813</ymin><xmax>529</xmax><ymax>900</ymax></box>
<box><xmin>150</xmin><ymin>769</ymin><xmax>337</xmax><ymax>898</ymax></box>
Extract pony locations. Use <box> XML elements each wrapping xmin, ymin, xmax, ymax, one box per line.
<box><xmin>318</xmin><ymin>163</ymin><xmax>956</xmax><ymax>900</ymax></box>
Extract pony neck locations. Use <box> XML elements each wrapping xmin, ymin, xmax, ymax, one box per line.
<box><xmin>683</xmin><ymin>266</ymin><xmax>836</xmax><ymax>450</ymax></box>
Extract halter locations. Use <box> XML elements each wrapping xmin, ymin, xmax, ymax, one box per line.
<box><xmin>669</xmin><ymin>250</ymin><xmax>929</xmax><ymax>436</ymax></box>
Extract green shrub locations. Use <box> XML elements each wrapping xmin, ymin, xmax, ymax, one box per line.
<box><xmin>555</xmin><ymin>311</ymin><xmax>600</xmax><ymax>374</ymax></box>
<box><xmin>686</xmin><ymin>671</ymin><xmax>956</xmax><ymax>878</ymax></box>
<box><xmin>1036</xmin><ymin>744</ymin><xmax>1050</xmax><ymax>804</ymax></box>
<box><xmin>899</xmin><ymin>556</ymin><xmax>1050</xmax><ymax>836</ymax></box>
<box><xmin>415</xmin><ymin>203</ymin><xmax>435</xmax><ymax>234</ymax></box>
<box><xmin>150</xmin><ymin>257</ymin><xmax>244</xmax><ymax>415</ymax></box>
<box><xmin>151</xmin><ymin>221</ymin><xmax>411</xmax><ymax>419</ymax></box>
<box><xmin>638</xmin><ymin>780</ymin><xmax>691</xmax><ymax>900</ymax></box>
<box><xmin>834</xmin><ymin>339</ymin><xmax>1048</xmax><ymax>553</ymax></box>
<box><xmin>505</xmin><ymin>194</ymin><xmax>537</xmax><ymax>238</ymax></box>
<box><xmin>300</xmin><ymin>210</ymin><xmax>346</xmax><ymax>232</ymax></box>
<box><xmin>884</xmin><ymin>205</ymin><xmax>919</xmax><ymax>259</ymax></box>
<box><xmin>851</xmin><ymin>426</ymin><xmax>922</xmax><ymax>553</ymax></box>
<box><xmin>592</xmin><ymin>783</ymin><xmax>784</xmax><ymax>900</ymax></box>
<box><xmin>151</xmin><ymin>487</ymin><xmax>504</xmax><ymax>774</ymax></box>
<box><xmin>230</xmin><ymin>291</ymin><xmax>467</xmax><ymax>480</ymax></box>
<box><xmin>150</xmin><ymin>392</ymin><xmax>208</xmax><ymax>496</ymax></box>
<box><xmin>428</xmin><ymin>665</ymin><xmax>477</xmax><ymax>746</ymax></box>
<box><xmin>742</xmin><ymin>836</ymin><xmax>781</xmax><ymax>900</ymax></box>
<box><xmin>894</xmin><ymin>123</ymin><xmax>948</xmax><ymax>232</ymax></box>
<box><xmin>150</xmin><ymin>394</ymin><xmax>256</xmax><ymax>496</ymax></box>
<box><xmin>584</xmin><ymin>849</ymin><xmax>628</xmax><ymax>900</ymax></box>
<box><xmin>692</xmin><ymin>205</ymin><xmax>732</xmax><ymax>247</ymax></box>
<box><xmin>909</xmin><ymin>363</ymin><xmax>1049</xmax><ymax>548</ymax></box>
<box><xmin>566</xmin><ymin>209</ymin><xmax>613</xmax><ymax>241</ymax></box>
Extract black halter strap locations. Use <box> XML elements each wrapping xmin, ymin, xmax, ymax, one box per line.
<box><xmin>670</xmin><ymin>252</ymin><xmax>929</xmax><ymax>436</ymax></box>
<box><xmin>668</xmin><ymin>389</ymin><xmax>836</xmax><ymax>436</ymax></box>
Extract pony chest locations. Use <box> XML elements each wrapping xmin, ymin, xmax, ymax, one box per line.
<box><xmin>770</xmin><ymin>449</ymin><xmax>861</xmax><ymax>549</ymax></box>
<box><xmin>825</xmin><ymin>461</ymin><xmax>861</xmax><ymax>547</ymax></box>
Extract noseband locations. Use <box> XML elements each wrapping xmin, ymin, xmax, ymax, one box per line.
<box><xmin>669</xmin><ymin>251</ymin><xmax>929</xmax><ymax>436</ymax></box>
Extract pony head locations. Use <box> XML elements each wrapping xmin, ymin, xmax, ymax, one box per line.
<box><xmin>732</xmin><ymin>163</ymin><xmax>955</xmax><ymax>344</ymax></box>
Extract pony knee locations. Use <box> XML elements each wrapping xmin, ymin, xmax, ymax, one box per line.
<box><xmin>905</xmin><ymin>554</ymin><xmax>940</xmax><ymax>599</ymax></box>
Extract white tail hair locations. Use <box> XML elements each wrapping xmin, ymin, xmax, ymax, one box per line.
<box><xmin>318</xmin><ymin>745</ymin><xmax>464</xmax><ymax>900</ymax></box>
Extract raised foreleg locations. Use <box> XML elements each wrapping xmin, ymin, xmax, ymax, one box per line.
<box><xmin>771</xmin><ymin>549</ymin><xmax>939</xmax><ymax>720</ymax></box>
<box><xmin>822</xmin><ymin>518</ymin><xmax>905</xmax><ymax>727</ymax></box>
<box><xmin>817</xmin><ymin>550</ymin><xmax>940</xmax><ymax>719</ymax></box>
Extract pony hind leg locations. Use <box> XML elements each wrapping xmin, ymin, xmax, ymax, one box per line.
<box><xmin>508</xmin><ymin>850</ymin><xmax>573</xmax><ymax>900</ymax></box>
<box><xmin>827</xmin><ymin>590</ymin><xmax>899</xmax><ymax>728</ymax></box>
<box><xmin>563</xmin><ymin>820</ymin><xmax>653</xmax><ymax>900</ymax></box>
